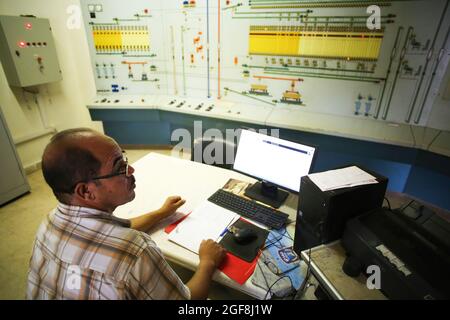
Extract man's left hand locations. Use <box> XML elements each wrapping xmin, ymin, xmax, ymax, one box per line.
<box><xmin>159</xmin><ymin>196</ymin><xmax>186</xmax><ymax>218</ymax></box>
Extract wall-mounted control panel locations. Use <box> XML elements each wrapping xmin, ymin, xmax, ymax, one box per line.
<box><xmin>80</xmin><ymin>0</ymin><xmax>450</xmax><ymax>130</ymax></box>
<box><xmin>0</xmin><ymin>15</ymin><xmax>62</xmax><ymax>87</ymax></box>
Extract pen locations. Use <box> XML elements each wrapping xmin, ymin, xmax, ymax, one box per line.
<box><xmin>220</xmin><ymin>227</ymin><xmax>229</xmax><ymax>237</ymax></box>
<box><xmin>220</xmin><ymin>218</ymin><xmax>236</xmax><ymax>237</ymax></box>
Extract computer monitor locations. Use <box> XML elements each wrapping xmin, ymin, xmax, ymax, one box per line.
<box><xmin>233</xmin><ymin>129</ymin><xmax>317</xmax><ymax>208</ymax></box>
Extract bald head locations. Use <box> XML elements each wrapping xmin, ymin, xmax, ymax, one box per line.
<box><xmin>42</xmin><ymin>128</ymin><xmax>116</xmax><ymax>202</ymax></box>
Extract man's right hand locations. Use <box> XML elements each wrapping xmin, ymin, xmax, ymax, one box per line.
<box><xmin>187</xmin><ymin>240</ymin><xmax>226</xmax><ymax>299</ymax></box>
<box><xmin>198</xmin><ymin>239</ymin><xmax>226</xmax><ymax>269</ymax></box>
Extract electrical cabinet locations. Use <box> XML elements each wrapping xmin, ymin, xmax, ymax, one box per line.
<box><xmin>0</xmin><ymin>15</ymin><xmax>62</xmax><ymax>87</ymax></box>
<box><xmin>0</xmin><ymin>106</ymin><xmax>30</xmax><ymax>205</ymax></box>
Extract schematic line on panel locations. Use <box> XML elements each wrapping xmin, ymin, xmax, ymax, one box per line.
<box><xmin>222</xmin><ymin>3</ymin><xmax>243</xmax><ymax>11</ymax></box>
<box><xmin>410</xmin><ymin>0</ymin><xmax>450</xmax><ymax>124</ymax></box>
<box><xmin>218</xmin><ymin>0</ymin><xmax>222</xmax><ymax>99</ymax></box>
<box><xmin>113</xmin><ymin>14</ymin><xmax>153</xmax><ymax>22</ymax></box>
<box><xmin>262</xmin><ymin>70</ymin><xmax>383</xmax><ymax>83</ymax></box>
<box><xmin>382</xmin><ymin>26</ymin><xmax>413</xmax><ymax>120</ymax></box>
<box><xmin>374</xmin><ymin>26</ymin><xmax>403</xmax><ymax>119</ymax></box>
<box><xmin>243</xmin><ymin>63</ymin><xmax>376</xmax><ymax>74</ymax></box>
<box><xmin>224</xmin><ymin>87</ymin><xmax>276</xmax><ymax>105</ymax></box>
<box><xmin>414</xmin><ymin>21</ymin><xmax>450</xmax><ymax>124</ymax></box>
<box><xmin>207</xmin><ymin>0</ymin><xmax>211</xmax><ymax>98</ymax></box>
<box><xmin>170</xmin><ymin>25</ymin><xmax>178</xmax><ymax>95</ymax></box>
<box><xmin>248</xmin><ymin>0</ymin><xmax>394</xmax><ymax>9</ymax></box>
<box><xmin>181</xmin><ymin>26</ymin><xmax>187</xmax><ymax>96</ymax></box>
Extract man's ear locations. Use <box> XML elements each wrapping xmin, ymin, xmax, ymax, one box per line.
<box><xmin>73</xmin><ymin>182</ymin><xmax>95</xmax><ymax>201</ymax></box>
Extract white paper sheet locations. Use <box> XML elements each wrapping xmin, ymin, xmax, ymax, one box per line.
<box><xmin>147</xmin><ymin>211</ymin><xmax>188</xmax><ymax>234</ymax></box>
<box><xmin>308</xmin><ymin>166</ymin><xmax>378</xmax><ymax>191</ymax></box>
<box><xmin>168</xmin><ymin>200</ymin><xmax>238</xmax><ymax>254</ymax></box>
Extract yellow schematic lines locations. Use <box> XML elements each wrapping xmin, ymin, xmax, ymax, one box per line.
<box><xmin>249</xmin><ymin>26</ymin><xmax>384</xmax><ymax>61</ymax></box>
<box><xmin>92</xmin><ymin>26</ymin><xmax>150</xmax><ymax>52</ymax></box>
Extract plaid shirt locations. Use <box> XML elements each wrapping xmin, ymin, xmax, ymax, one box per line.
<box><xmin>26</xmin><ymin>203</ymin><xmax>190</xmax><ymax>300</ymax></box>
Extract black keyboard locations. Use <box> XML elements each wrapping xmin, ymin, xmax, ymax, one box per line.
<box><xmin>207</xmin><ymin>189</ymin><xmax>289</xmax><ymax>229</ymax></box>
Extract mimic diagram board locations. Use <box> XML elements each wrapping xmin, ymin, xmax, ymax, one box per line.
<box><xmin>80</xmin><ymin>0</ymin><xmax>450</xmax><ymax>129</ymax></box>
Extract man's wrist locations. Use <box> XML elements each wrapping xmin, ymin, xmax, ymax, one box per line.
<box><xmin>198</xmin><ymin>259</ymin><xmax>217</xmax><ymax>274</ymax></box>
<box><xmin>155</xmin><ymin>207</ymin><xmax>172</xmax><ymax>219</ymax></box>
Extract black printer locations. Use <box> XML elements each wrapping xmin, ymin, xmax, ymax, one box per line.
<box><xmin>341</xmin><ymin>201</ymin><xmax>450</xmax><ymax>299</ymax></box>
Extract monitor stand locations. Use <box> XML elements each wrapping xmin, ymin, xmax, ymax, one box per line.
<box><xmin>244</xmin><ymin>180</ymin><xmax>289</xmax><ymax>209</ymax></box>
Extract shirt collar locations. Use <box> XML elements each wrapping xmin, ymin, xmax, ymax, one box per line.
<box><xmin>56</xmin><ymin>202</ymin><xmax>131</xmax><ymax>227</ymax></box>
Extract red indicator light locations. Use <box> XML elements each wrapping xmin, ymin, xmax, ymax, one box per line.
<box><xmin>25</xmin><ymin>22</ymin><xmax>32</xmax><ymax>30</ymax></box>
<box><xmin>18</xmin><ymin>41</ymin><xmax>27</xmax><ymax>48</ymax></box>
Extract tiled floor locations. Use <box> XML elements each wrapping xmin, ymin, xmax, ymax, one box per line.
<box><xmin>0</xmin><ymin>167</ymin><xmax>57</xmax><ymax>299</ymax></box>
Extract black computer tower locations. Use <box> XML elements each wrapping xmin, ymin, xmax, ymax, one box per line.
<box><xmin>293</xmin><ymin>165</ymin><xmax>388</xmax><ymax>254</ymax></box>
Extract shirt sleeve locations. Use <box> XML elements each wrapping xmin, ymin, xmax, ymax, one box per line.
<box><xmin>126</xmin><ymin>238</ymin><xmax>191</xmax><ymax>300</ymax></box>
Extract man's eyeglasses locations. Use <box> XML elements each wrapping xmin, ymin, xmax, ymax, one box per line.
<box><xmin>90</xmin><ymin>151</ymin><xmax>131</xmax><ymax>180</ymax></box>
<box><xmin>68</xmin><ymin>151</ymin><xmax>131</xmax><ymax>193</ymax></box>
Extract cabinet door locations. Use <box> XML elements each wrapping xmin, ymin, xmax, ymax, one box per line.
<box><xmin>0</xmin><ymin>108</ymin><xmax>30</xmax><ymax>205</ymax></box>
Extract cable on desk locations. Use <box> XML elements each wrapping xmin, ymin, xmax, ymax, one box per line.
<box><xmin>262</xmin><ymin>269</ymin><xmax>294</xmax><ymax>300</ymax></box>
<box><xmin>262</xmin><ymin>227</ymin><xmax>294</xmax><ymax>250</ymax></box>
<box><xmin>384</xmin><ymin>196</ymin><xmax>392</xmax><ymax>210</ymax></box>
<box><xmin>258</xmin><ymin>223</ymin><xmax>301</xmax><ymax>299</ymax></box>
<box><xmin>299</xmin><ymin>221</ymin><xmax>327</xmax><ymax>298</ymax></box>
<box><xmin>257</xmin><ymin>259</ymin><xmax>272</xmax><ymax>298</ymax></box>
<box><xmin>292</xmin><ymin>220</ymin><xmax>324</xmax><ymax>299</ymax></box>
<box><xmin>294</xmin><ymin>247</ymin><xmax>312</xmax><ymax>300</ymax></box>
<box><xmin>427</xmin><ymin>130</ymin><xmax>442</xmax><ymax>150</ymax></box>
<box><xmin>402</xmin><ymin>199</ymin><xmax>415</xmax><ymax>211</ymax></box>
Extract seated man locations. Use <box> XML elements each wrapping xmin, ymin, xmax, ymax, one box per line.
<box><xmin>27</xmin><ymin>128</ymin><xmax>225</xmax><ymax>300</ymax></box>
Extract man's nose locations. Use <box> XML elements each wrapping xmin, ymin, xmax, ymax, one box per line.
<box><xmin>128</xmin><ymin>165</ymin><xmax>135</xmax><ymax>176</ymax></box>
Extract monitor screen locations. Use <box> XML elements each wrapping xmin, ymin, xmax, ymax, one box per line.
<box><xmin>233</xmin><ymin>130</ymin><xmax>316</xmax><ymax>193</ymax></box>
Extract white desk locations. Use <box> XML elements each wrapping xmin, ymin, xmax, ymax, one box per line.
<box><xmin>114</xmin><ymin>152</ymin><xmax>298</xmax><ymax>299</ymax></box>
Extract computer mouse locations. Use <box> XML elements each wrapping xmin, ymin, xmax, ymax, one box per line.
<box><xmin>233</xmin><ymin>228</ymin><xmax>257</xmax><ymax>245</ymax></box>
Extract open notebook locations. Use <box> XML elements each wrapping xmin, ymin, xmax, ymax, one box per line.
<box><xmin>167</xmin><ymin>200</ymin><xmax>239</xmax><ymax>253</ymax></box>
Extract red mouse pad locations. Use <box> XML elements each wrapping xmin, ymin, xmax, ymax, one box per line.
<box><xmin>219</xmin><ymin>219</ymin><xmax>269</xmax><ymax>262</ymax></box>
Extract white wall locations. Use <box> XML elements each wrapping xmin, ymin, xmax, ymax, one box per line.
<box><xmin>0</xmin><ymin>0</ymin><xmax>101</xmax><ymax>171</ymax></box>
<box><xmin>1</xmin><ymin>0</ymin><xmax>448</xmax><ymax>171</ymax></box>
